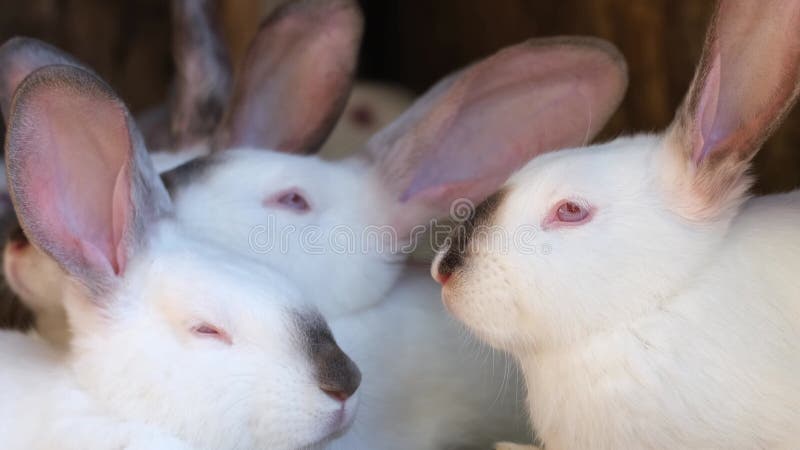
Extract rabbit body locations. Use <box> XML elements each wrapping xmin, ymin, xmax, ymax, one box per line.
<box><xmin>0</xmin><ymin>329</ymin><xmax>192</xmax><ymax>450</ymax></box>
<box><xmin>328</xmin><ymin>266</ymin><xmax>530</xmax><ymax>450</ymax></box>
<box><xmin>513</xmin><ymin>146</ymin><xmax>800</xmax><ymax>450</ymax></box>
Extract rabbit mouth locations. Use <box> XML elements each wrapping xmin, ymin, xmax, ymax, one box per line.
<box><xmin>322</xmin><ymin>395</ymin><xmax>359</xmax><ymax>443</ymax></box>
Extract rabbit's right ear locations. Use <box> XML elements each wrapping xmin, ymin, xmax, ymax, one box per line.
<box><xmin>664</xmin><ymin>0</ymin><xmax>800</xmax><ymax>220</ymax></box>
<box><xmin>6</xmin><ymin>66</ymin><xmax>171</xmax><ymax>296</ymax></box>
<box><xmin>367</xmin><ymin>37</ymin><xmax>628</xmax><ymax>236</ymax></box>
<box><xmin>170</xmin><ymin>0</ymin><xmax>232</xmax><ymax>148</ymax></box>
<box><xmin>0</xmin><ymin>37</ymin><xmax>93</xmax><ymax>120</ymax></box>
<box><xmin>214</xmin><ymin>0</ymin><xmax>363</xmax><ymax>154</ymax></box>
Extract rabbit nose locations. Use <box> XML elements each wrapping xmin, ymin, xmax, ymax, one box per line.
<box><xmin>433</xmin><ymin>254</ymin><xmax>454</xmax><ymax>285</ymax></box>
<box><xmin>315</xmin><ymin>337</ymin><xmax>361</xmax><ymax>402</ymax></box>
<box><xmin>434</xmin><ymin>189</ymin><xmax>508</xmax><ymax>285</ymax></box>
<box><xmin>298</xmin><ymin>312</ymin><xmax>361</xmax><ymax>403</ymax></box>
<box><xmin>434</xmin><ymin>226</ymin><xmax>468</xmax><ymax>284</ymax></box>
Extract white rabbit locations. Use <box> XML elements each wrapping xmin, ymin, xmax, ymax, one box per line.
<box><xmin>432</xmin><ymin>1</ymin><xmax>800</xmax><ymax>449</ymax></box>
<box><xmin>0</xmin><ymin>64</ymin><xmax>362</xmax><ymax>450</ymax></box>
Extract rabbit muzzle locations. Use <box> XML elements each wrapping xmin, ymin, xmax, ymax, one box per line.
<box><xmin>433</xmin><ymin>189</ymin><xmax>507</xmax><ymax>285</ymax></box>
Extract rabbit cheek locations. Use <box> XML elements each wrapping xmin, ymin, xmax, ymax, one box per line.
<box><xmin>442</xmin><ymin>256</ymin><xmax>522</xmax><ymax>350</ymax></box>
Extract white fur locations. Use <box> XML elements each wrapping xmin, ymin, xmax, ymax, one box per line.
<box><xmin>436</xmin><ymin>134</ymin><xmax>800</xmax><ymax>449</ymax></box>
<box><xmin>1</xmin><ymin>221</ymin><xmax>358</xmax><ymax>450</ymax></box>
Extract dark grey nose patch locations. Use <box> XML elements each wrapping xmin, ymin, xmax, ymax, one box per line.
<box><xmin>437</xmin><ymin>189</ymin><xmax>507</xmax><ymax>279</ymax></box>
<box><xmin>294</xmin><ymin>311</ymin><xmax>361</xmax><ymax>398</ymax></box>
<box><xmin>160</xmin><ymin>154</ymin><xmax>220</xmax><ymax>197</ymax></box>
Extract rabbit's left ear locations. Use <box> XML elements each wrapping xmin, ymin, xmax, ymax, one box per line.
<box><xmin>6</xmin><ymin>66</ymin><xmax>171</xmax><ymax>295</ymax></box>
<box><xmin>665</xmin><ymin>0</ymin><xmax>800</xmax><ymax>219</ymax></box>
<box><xmin>214</xmin><ymin>0</ymin><xmax>363</xmax><ymax>154</ymax></box>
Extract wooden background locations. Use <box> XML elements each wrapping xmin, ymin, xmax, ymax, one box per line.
<box><xmin>1</xmin><ymin>0</ymin><xmax>798</xmax><ymax>193</ymax></box>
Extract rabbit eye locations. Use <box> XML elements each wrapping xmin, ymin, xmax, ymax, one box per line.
<box><xmin>545</xmin><ymin>199</ymin><xmax>593</xmax><ymax>228</ymax></box>
<box><xmin>556</xmin><ymin>201</ymin><xmax>588</xmax><ymax>222</ymax></box>
<box><xmin>191</xmin><ymin>323</ymin><xmax>232</xmax><ymax>345</ymax></box>
<box><xmin>265</xmin><ymin>188</ymin><xmax>311</xmax><ymax>213</ymax></box>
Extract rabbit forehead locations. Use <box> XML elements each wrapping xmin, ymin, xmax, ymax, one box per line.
<box><xmin>502</xmin><ymin>135</ymin><xmax>659</xmax><ymax>214</ymax></box>
<box><xmin>205</xmin><ymin>149</ymin><xmax>368</xmax><ymax>201</ymax></box>
<box><xmin>124</xmin><ymin>226</ymin><xmax>304</xmax><ymax>320</ymax></box>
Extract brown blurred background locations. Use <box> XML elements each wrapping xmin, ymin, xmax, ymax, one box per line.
<box><xmin>1</xmin><ymin>0</ymin><xmax>798</xmax><ymax>193</ymax></box>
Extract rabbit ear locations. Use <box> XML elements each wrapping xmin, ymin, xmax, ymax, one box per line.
<box><xmin>214</xmin><ymin>0</ymin><xmax>363</xmax><ymax>154</ymax></box>
<box><xmin>366</xmin><ymin>37</ymin><xmax>628</xmax><ymax>235</ymax></box>
<box><xmin>170</xmin><ymin>0</ymin><xmax>232</xmax><ymax>149</ymax></box>
<box><xmin>5</xmin><ymin>65</ymin><xmax>171</xmax><ymax>296</ymax></box>
<box><xmin>665</xmin><ymin>0</ymin><xmax>800</xmax><ymax>219</ymax></box>
<box><xmin>0</xmin><ymin>37</ymin><xmax>93</xmax><ymax>121</ymax></box>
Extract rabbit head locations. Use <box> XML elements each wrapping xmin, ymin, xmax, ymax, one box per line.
<box><xmin>5</xmin><ymin>64</ymin><xmax>361</xmax><ymax>449</ymax></box>
<box><xmin>167</xmin><ymin>0</ymin><xmax>630</xmax><ymax>316</ymax></box>
<box><xmin>433</xmin><ymin>0</ymin><xmax>800</xmax><ymax>352</ymax></box>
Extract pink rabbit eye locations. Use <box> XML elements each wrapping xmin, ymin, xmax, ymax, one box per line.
<box><xmin>265</xmin><ymin>188</ymin><xmax>311</xmax><ymax>213</ymax></box>
<box><xmin>191</xmin><ymin>323</ymin><xmax>232</xmax><ymax>345</ymax></box>
<box><xmin>557</xmin><ymin>201</ymin><xmax>588</xmax><ymax>222</ymax></box>
<box><xmin>544</xmin><ymin>199</ymin><xmax>593</xmax><ymax>229</ymax></box>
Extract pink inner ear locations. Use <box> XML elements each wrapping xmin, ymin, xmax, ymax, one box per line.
<box><xmin>13</xmin><ymin>79</ymin><xmax>132</xmax><ymax>278</ymax></box>
<box><xmin>694</xmin><ymin>53</ymin><xmax>722</xmax><ymax>163</ymax></box>
<box><xmin>687</xmin><ymin>0</ymin><xmax>800</xmax><ymax>166</ymax></box>
<box><xmin>402</xmin><ymin>77</ymin><xmax>586</xmax><ymax>203</ymax></box>
<box><xmin>217</xmin><ymin>0</ymin><xmax>361</xmax><ymax>153</ymax></box>
<box><xmin>111</xmin><ymin>162</ymin><xmax>132</xmax><ymax>274</ymax></box>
